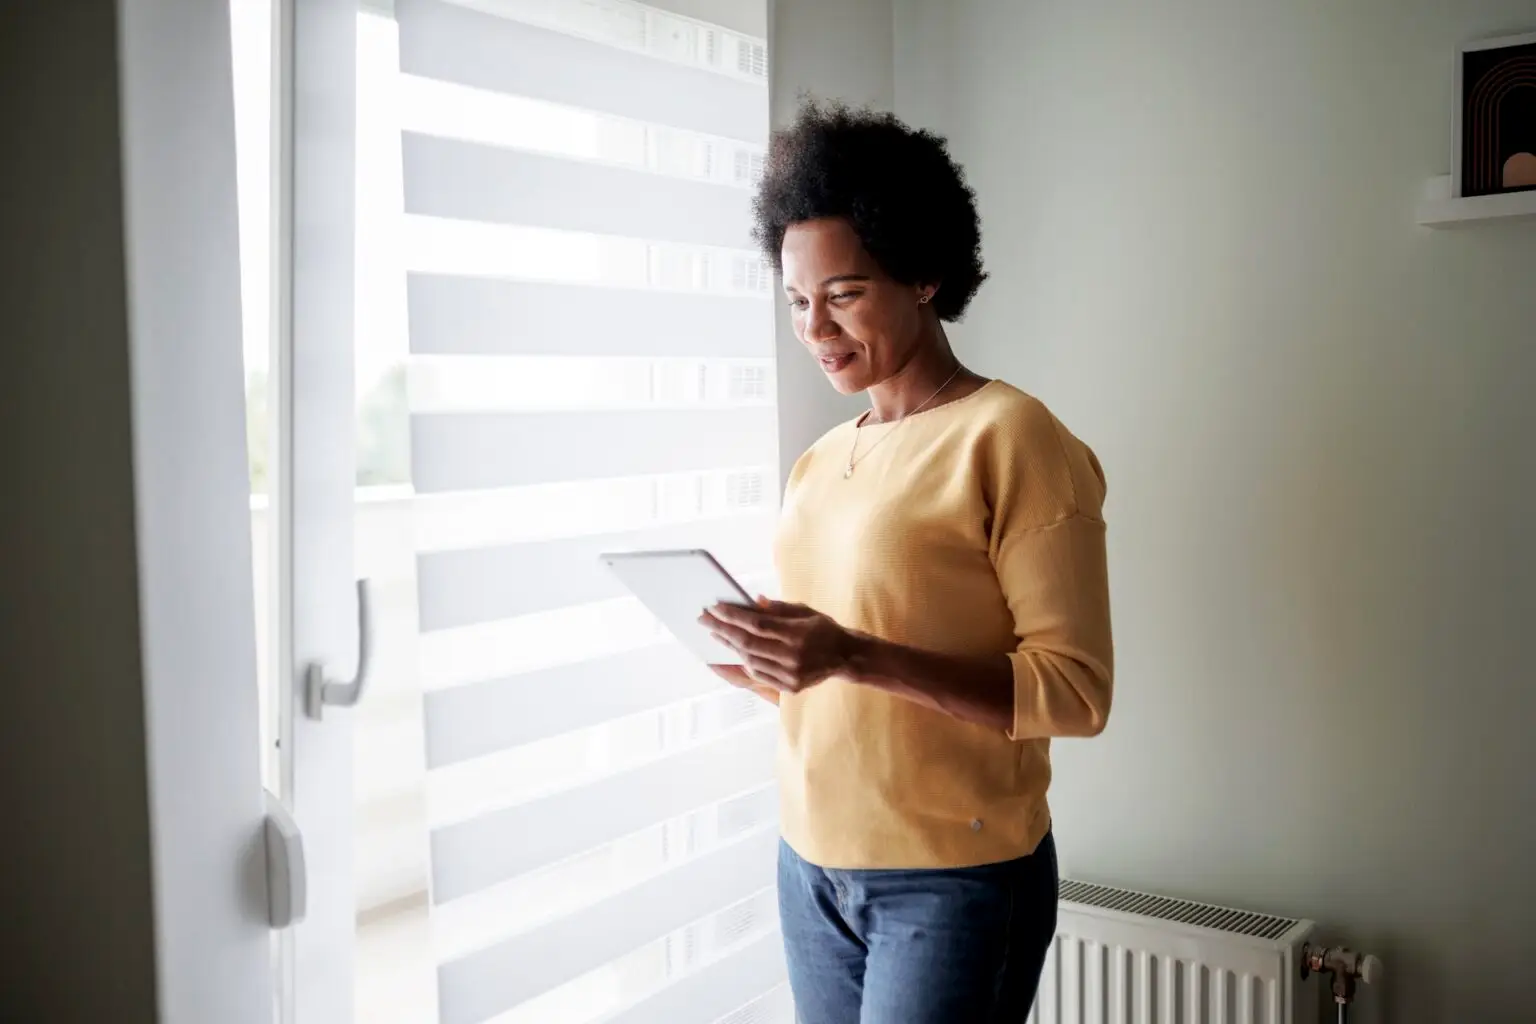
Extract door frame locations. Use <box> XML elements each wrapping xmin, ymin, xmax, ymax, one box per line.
<box><xmin>115</xmin><ymin>0</ymin><xmax>278</xmax><ymax>1019</ymax></box>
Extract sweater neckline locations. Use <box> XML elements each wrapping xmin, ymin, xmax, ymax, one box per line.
<box><xmin>853</xmin><ymin>378</ymin><xmax>1001</xmax><ymax>430</ymax></box>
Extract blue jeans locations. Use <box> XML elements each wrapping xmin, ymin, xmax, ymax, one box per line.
<box><xmin>778</xmin><ymin>834</ymin><xmax>1058</xmax><ymax>1024</ymax></box>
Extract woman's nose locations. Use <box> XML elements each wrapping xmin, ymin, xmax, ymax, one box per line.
<box><xmin>801</xmin><ymin>302</ymin><xmax>839</xmax><ymax>344</ymax></box>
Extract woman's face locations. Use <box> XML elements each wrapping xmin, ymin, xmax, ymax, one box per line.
<box><xmin>781</xmin><ymin>218</ymin><xmax>932</xmax><ymax>395</ymax></box>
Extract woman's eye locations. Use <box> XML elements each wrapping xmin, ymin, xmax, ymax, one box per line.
<box><xmin>786</xmin><ymin>293</ymin><xmax>857</xmax><ymax>310</ymax></box>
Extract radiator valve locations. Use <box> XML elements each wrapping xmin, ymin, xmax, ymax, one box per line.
<box><xmin>1301</xmin><ymin>943</ymin><xmax>1383</xmax><ymax>1006</ymax></box>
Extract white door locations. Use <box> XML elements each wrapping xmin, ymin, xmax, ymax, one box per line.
<box><xmin>236</xmin><ymin>1</ymin><xmax>790</xmax><ymax>1021</ymax></box>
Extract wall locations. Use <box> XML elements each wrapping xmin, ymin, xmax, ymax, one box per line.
<box><xmin>769</xmin><ymin>0</ymin><xmax>896</xmax><ymax>481</ymax></box>
<box><xmin>0</xmin><ymin>2</ymin><xmax>272</xmax><ymax>1020</ymax></box>
<box><xmin>893</xmin><ymin>0</ymin><xmax>1536</xmax><ymax>1020</ymax></box>
<box><xmin>0</xmin><ymin>4</ymin><xmax>160</xmax><ymax>1018</ymax></box>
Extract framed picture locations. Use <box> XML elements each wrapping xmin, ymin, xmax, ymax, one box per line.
<box><xmin>1454</xmin><ymin>32</ymin><xmax>1536</xmax><ymax>198</ymax></box>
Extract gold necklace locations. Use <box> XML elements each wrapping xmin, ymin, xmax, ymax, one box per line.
<box><xmin>844</xmin><ymin>366</ymin><xmax>964</xmax><ymax>479</ymax></box>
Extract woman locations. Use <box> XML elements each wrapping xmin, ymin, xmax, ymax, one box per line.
<box><xmin>701</xmin><ymin>101</ymin><xmax>1115</xmax><ymax>1023</ymax></box>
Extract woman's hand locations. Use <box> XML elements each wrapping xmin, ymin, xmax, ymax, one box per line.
<box><xmin>704</xmin><ymin>600</ymin><xmax>1023</xmax><ymax>734</ymax></box>
<box><xmin>701</xmin><ymin>599</ymin><xmax>854</xmax><ymax>694</ymax></box>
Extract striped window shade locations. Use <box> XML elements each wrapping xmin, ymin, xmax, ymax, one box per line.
<box><xmin>393</xmin><ymin>1</ymin><xmax>787</xmax><ymax>1023</ymax></box>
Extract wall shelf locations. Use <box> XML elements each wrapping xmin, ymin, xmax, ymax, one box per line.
<box><xmin>1416</xmin><ymin>175</ymin><xmax>1536</xmax><ymax>228</ymax></box>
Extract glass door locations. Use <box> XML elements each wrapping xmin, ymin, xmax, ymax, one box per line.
<box><xmin>235</xmin><ymin>2</ymin><xmax>789</xmax><ymax>1021</ymax></box>
<box><xmin>350</xmin><ymin>6</ymin><xmax>437</xmax><ymax>1018</ymax></box>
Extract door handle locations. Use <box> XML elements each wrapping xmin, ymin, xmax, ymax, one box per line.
<box><xmin>304</xmin><ymin>578</ymin><xmax>375</xmax><ymax>720</ymax></box>
<box><xmin>264</xmin><ymin>788</ymin><xmax>306</xmax><ymax>929</ymax></box>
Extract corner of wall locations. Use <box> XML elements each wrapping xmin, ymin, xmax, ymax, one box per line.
<box><xmin>767</xmin><ymin>0</ymin><xmax>897</xmax><ymax>483</ymax></box>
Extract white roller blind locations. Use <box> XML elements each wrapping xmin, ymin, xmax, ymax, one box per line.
<box><xmin>393</xmin><ymin>1</ymin><xmax>786</xmax><ymax>1022</ymax></box>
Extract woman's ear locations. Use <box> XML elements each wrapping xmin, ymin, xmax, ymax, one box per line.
<box><xmin>916</xmin><ymin>284</ymin><xmax>940</xmax><ymax>306</ymax></box>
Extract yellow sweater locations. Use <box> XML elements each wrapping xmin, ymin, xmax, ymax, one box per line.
<box><xmin>774</xmin><ymin>380</ymin><xmax>1113</xmax><ymax>869</ymax></box>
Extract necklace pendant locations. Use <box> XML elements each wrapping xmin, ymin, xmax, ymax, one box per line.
<box><xmin>843</xmin><ymin>465</ymin><xmax>854</xmax><ymax>479</ymax></box>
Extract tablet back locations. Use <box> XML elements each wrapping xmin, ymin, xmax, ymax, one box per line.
<box><xmin>600</xmin><ymin>549</ymin><xmax>753</xmax><ymax>665</ymax></box>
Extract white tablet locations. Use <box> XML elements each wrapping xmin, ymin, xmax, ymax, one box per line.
<box><xmin>600</xmin><ymin>548</ymin><xmax>755</xmax><ymax>665</ymax></box>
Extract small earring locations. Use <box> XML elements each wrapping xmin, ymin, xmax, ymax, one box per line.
<box><xmin>918</xmin><ymin>294</ymin><xmax>931</xmax><ymax>305</ymax></box>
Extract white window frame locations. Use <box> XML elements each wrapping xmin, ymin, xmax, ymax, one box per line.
<box><xmin>269</xmin><ymin>0</ymin><xmax>363</xmax><ymax>1021</ymax></box>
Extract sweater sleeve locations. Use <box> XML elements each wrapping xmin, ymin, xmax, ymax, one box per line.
<box><xmin>987</xmin><ymin>402</ymin><xmax>1114</xmax><ymax>741</ymax></box>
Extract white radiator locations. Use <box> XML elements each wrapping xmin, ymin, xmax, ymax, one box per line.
<box><xmin>1030</xmin><ymin>879</ymin><xmax>1318</xmax><ymax>1024</ymax></box>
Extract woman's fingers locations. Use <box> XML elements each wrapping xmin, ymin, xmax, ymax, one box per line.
<box><xmin>700</xmin><ymin>604</ymin><xmax>834</xmax><ymax>693</ymax></box>
<box><xmin>742</xmin><ymin>656</ymin><xmax>796</xmax><ymax>690</ymax></box>
<box><xmin>700</xmin><ymin>613</ymin><xmax>799</xmax><ymax>665</ymax></box>
<box><xmin>708</xmin><ymin>664</ymin><xmax>753</xmax><ymax>687</ymax></box>
<box><xmin>709</xmin><ymin>657</ymin><xmax>787</xmax><ymax>690</ymax></box>
<box><xmin>723</xmin><ymin>631</ymin><xmax>799</xmax><ymax>669</ymax></box>
<box><xmin>754</xmin><ymin>597</ymin><xmax>815</xmax><ymax>618</ymax></box>
<box><xmin>703</xmin><ymin>603</ymin><xmax>800</xmax><ymax>641</ymax></box>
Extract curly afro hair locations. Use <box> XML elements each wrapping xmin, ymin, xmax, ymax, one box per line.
<box><xmin>751</xmin><ymin>100</ymin><xmax>987</xmax><ymax>323</ymax></box>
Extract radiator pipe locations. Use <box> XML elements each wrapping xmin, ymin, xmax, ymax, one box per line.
<box><xmin>1301</xmin><ymin>943</ymin><xmax>1383</xmax><ymax>1023</ymax></box>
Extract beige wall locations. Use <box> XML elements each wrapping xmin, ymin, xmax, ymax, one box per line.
<box><xmin>892</xmin><ymin>0</ymin><xmax>1536</xmax><ymax>1019</ymax></box>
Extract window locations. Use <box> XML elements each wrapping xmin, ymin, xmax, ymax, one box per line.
<box><xmin>366</xmin><ymin>0</ymin><xmax>784</xmax><ymax>1021</ymax></box>
<box><xmin>732</xmin><ymin>149</ymin><xmax>766</xmax><ymax>187</ymax></box>
<box><xmin>230</xmin><ymin>0</ymin><xmax>277</xmax><ymax>791</ymax></box>
<box><xmin>732</xmin><ymin>257</ymin><xmax>772</xmax><ymax>294</ymax></box>
<box><xmin>232</xmin><ymin>2</ymin><xmax>780</xmax><ymax>1018</ymax></box>
<box><xmin>735</xmin><ymin>41</ymin><xmax>768</xmax><ymax>79</ymax></box>
<box><xmin>228</xmin><ymin>2</ymin><xmax>282</xmax><ymax>1018</ymax></box>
